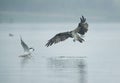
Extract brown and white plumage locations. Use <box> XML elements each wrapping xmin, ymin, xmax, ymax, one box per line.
<box><xmin>46</xmin><ymin>16</ymin><xmax>88</xmax><ymax>47</ymax></box>
<box><xmin>46</xmin><ymin>32</ymin><xmax>72</xmax><ymax>47</ymax></box>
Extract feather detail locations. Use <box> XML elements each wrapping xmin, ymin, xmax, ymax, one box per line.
<box><xmin>46</xmin><ymin>32</ymin><xmax>72</xmax><ymax>47</ymax></box>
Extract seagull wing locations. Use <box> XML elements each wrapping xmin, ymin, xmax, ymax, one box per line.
<box><xmin>46</xmin><ymin>31</ymin><xmax>72</xmax><ymax>47</ymax></box>
<box><xmin>20</xmin><ymin>37</ymin><xmax>29</xmax><ymax>52</ymax></box>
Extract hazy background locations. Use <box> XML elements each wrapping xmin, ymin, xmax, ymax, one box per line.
<box><xmin>0</xmin><ymin>0</ymin><xmax>120</xmax><ymax>23</ymax></box>
<box><xmin>0</xmin><ymin>0</ymin><xmax>120</xmax><ymax>83</ymax></box>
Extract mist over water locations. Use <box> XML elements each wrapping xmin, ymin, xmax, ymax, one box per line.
<box><xmin>0</xmin><ymin>23</ymin><xmax>120</xmax><ymax>83</ymax></box>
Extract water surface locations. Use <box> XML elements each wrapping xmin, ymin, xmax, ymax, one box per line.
<box><xmin>0</xmin><ymin>23</ymin><xmax>120</xmax><ymax>83</ymax></box>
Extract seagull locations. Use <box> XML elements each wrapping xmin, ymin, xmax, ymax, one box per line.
<box><xmin>45</xmin><ymin>16</ymin><xmax>88</xmax><ymax>47</ymax></box>
<box><xmin>19</xmin><ymin>36</ymin><xmax>34</xmax><ymax>57</ymax></box>
<box><xmin>9</xmin><ymin>33</ymin><xmax>14</xmax><ymax>37</ymax></box>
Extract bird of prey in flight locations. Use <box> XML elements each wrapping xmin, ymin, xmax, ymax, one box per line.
<box><xmin>46</xmin><ymin>16</ymin><xmax>88</xmax><ymax>47</ymax></box>
<box><xmin>19</xmin><ymin>36</ymin><xmax>34</xmax><ymax>57</ymax></box>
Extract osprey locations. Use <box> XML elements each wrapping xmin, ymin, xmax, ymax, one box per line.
<box><xmin>46</xmin><ymin>16</ymin><xmax>88</xmax><ymax>47</ymax></box>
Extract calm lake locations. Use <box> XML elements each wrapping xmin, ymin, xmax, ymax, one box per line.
<box><xmin>0</xmin><ymin>23</ymin><xmax>120</xmax><ymax>83</ymax></box>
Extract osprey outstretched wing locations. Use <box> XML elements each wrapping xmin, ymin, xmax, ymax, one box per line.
<box><xmin>45</xmin><ymin>32</ymin><xmax>72</xmax><ymax>47</ymax></box>
<box><xmin>46</xmin><ymin>16</ymin><xmax>88</xmax><ymax>47</ymax></box>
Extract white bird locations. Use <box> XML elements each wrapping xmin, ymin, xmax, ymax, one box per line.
<box><xmin>45</xmin><ymin>16</ymin><xmax>88</xmax><ymax>47</ymax></box>
<box><xmin>19</xmin><ymin>36</ymin><xmax>34</xmax><ymax>57</ymax></box>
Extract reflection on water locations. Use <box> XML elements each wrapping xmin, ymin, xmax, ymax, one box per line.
<box><xmin>47</xmin><ymin>56</ymin><xmax>87</xmax><ymax>83</ymax></box>
<box><xmin>1</xmin><ymin>23</ymin><xmax>120</xmax><ymax>83</ymax></box>
<box><xmin>20</xmin><ymin>55</ymin><xmax>32</xmax><ymax>68</ymax></box>
<box><xmin>78</xmin><ymin>59</ymin><xmax>87</xmax><ymax>83</ymax></box>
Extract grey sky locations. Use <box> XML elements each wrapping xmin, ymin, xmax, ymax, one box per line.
<box><xmin>0</xmin><ymin>0</ymin><xmax>120</xmax><ymax>23</ymax></box>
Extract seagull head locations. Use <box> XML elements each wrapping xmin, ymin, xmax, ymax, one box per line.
<box><xmin>29</xmin><ymin>47</ymin><xmax>35</xmax><ymax>52</ymax></box>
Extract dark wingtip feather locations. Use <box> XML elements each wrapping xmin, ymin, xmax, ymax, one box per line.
<box><xmin>82</xmin><ymin>16</ymin><xmax>84</xmax><ymax>19</ymax></box>
<box><xmin>45</xmin><ymin>41</ymin><xmax>50</xmax><ymax>47</ymax></box>
<box><xmin>81</xmin><ymin>16</ymin><xmax>86</xmax><ymax>23</ymax></box>
<box><xmin>80</xmin><ymin>18</ymin><xmax>83</xmax><ymax>23</ymax></box>
<box><xmin>45</xmin><ymin>39</ymin><xmax>54</xmax><ymax>47</ymax></box>
<box><xmin>20</xmin><ymin>35</ymin><xmax>23</xmax><ymax>44</ymax></box>
<box><xmin>19</xmin><ymin>35</ymin><xmax>23</xmax><ymax>44</ymax></box>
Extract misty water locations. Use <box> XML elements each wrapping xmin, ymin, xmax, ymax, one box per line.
<box><xmin>0</xmin><ymin>23</ymin><xmax>120</xmax><ymax>83</ymax></box>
